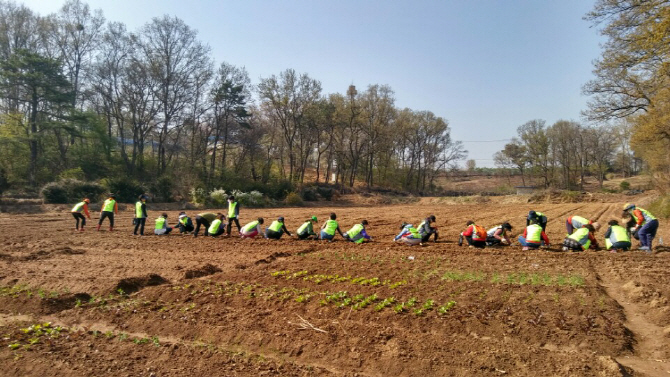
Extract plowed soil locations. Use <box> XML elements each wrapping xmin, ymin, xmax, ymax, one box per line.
<box><xmin>1</xmin><ymin>202</ymin><xmax>669</xmax><ymax>376</ymax></box>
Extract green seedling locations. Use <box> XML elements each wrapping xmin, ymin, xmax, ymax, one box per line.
<box><xmin>374</xmin><ymin>297</ymin><xmax>395</xmax><ymax>311</ymax></box>
<box><xmin>152</xmin><ymin>336</ymin><xmax>160</xmax><ymax>347</ymax></box>
<box><xmin>437</xmin><ymin>301</ymin><xmax>456</xmax><ymax>315</ymax></box>
<box><xmin>8</xmin><ymin>343</ymin><xmax>20</xmax><ymax>350</ymax></box>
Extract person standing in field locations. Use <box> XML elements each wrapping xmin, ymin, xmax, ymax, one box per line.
<box><xmin>562</xmin><ymin>224</ymin><xmax>597</xmax><ymax>252</ymax></box>
<box><xmin>526</xmin><ymin>211</ymin><xmax>548</xmax><ymax>231</ymax></box>
<box><xmin>71</xmin><ymin>198</ymin><xmax>91</xmax><ymax>231</ymax></box>
<box><xmin>623</xmin><ymin>203</ymin><xmax>659</xmax><ymax>251</ymax></box>
<box><xmin>320</xmin><ymin>213</ymin><xmax>345</xmax><ymax>241</ymax></box>
<box><xmin>343</xmin><ymin>220</ymin><xmax>372</xmax><ymax>244</ymax></box>
<box><xmin>459</xmin><ymin>220</ymin><xmax>487</xmax><ymax>248</ymax></box>
<box><xmin>177</xmin><ymin>212</ymin><xmax>194</xmax><ymax>234</ymax></box>
<box><xmin>604</xmin><ymin>219</ymin><xmax>632</xmax><ymax>252</ymax></box>
<box><xmin>296</xmin><ymin>216</ymin><xmax>318</xmax><ymax>239</ymax></box>
<box><xmin>486</xmin><ymin>223</ymin><xmax>513</xmax><ymax>246</ymax></box>
<box><xmin>193</xmin><ymin>212</ymin><xmax>219</xmax><ymax>237</ymax></box>
<box><xmin>207</xmin><ymin>213</ymin><xmax>226</xmax><ymax>237</ymax></box>
<box><xmin>133</xmin><ymin>195</ymin><xmax>148</xmax><ymax>236</ymax></box>
<box><xmin>265</xmin><ymin>217</ymin><xmax>292</xmax><ymax>239</ymax></box>
<box><xmin>226</xmin><ymin>196</ymin><xmax>241</xmax><ymax>236</ymax></box>
<box><xmin>240</xmin><ymin>218</ymin><xmax>264</xmax><ymax>239</ymax></box>
<box><xmin>97</xmin><ymin>194</ymin><xmax>118</xmax><ymax>231</ymax></box>
<box><xmin>518</xmin><ymin>219</ymin><xmax>550</xmax><ymax>250</ymax></box>
<box><xmin>154</xmin><ymin>213</ymin><xmax>172</xmax><ymax>235</ymax></box>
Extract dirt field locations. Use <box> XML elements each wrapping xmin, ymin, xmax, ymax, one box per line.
<box><xmin>1</xmin><ymin>201</ymin><xmax>669</xmax><ymax>376</ymax></box>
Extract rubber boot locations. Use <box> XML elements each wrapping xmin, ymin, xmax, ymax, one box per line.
<box><xmin>80</xmin><ymin>226</ymin><xmax>85</xmax><ymax>232</ymax></box>
<box><xmin>96</xmin><ymin>224</ymin><xmax>101</xmax><ymax>231</ymax></box>
<box><xmin>109</xmin><ymin>227</ymin><xmax>114</xmax><ymax>232</ymax></box>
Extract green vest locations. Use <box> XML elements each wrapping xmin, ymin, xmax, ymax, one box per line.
<box><xmin>208</xmin><ymin>219</ymin><xmax>222</xmax><ymax>234</ymax></box>
<box><xmin>608</xmin><ymin>225</ymin><xmax>630</xmax><ymax>243</ymax></box>
<box><xmin>179</xmin><ymin>216</ymin><xmax>190</xmax><ymax>226</ymax></box>
<box><xmin>569</xmin><ymin>228</ymin><xmax>591</xmax><ymax>250</ymax></box>
<box><xmin>324</xmin><ymin>219</ymin><xmax>338</xmax><ymax>235</ymax></box>
<box><xmin>72</xmin><ymin>201</ymin><xmax>85</xmax><ymax>213</ymax></box>
<box><xmin>298</xmin><ymin>221</ymin><xmax>311</xmax><ymax>234</ymax></box>
<box><xmin>228</xmin><ymin>202</ymin><xmax>238</xmax><ymax>218</ymax></box>
<box><xmin>638</xmin><ymin>207</ymin><xmax>657</xmax><ymax>222</ymax></box>
<box><xmin>526</xmin><ymin>224</ymin><xmax>543</xmax><ymax>243</ymax></box>
<box><xmin>102</xmin><ymin>198</ymin><xmax>116</xmax><ymax>212</ymax></box>
<box><xmin>407</xmin><ymin>226</ymin><xmax>420</xmax><ymax>238</ymax></box>
<box><xmin>135</xmin><ymin>201</ymin><xmax>145</xmax><ymax>218</ymax></box>
<box><xmin>572</xmin><ymin>215</ymin><xmax>589</xmax><ymax>227</ymax></box>
<box><xmin>243</xmin><ymin>220</ymin><xmax>259</xmax><ymax>233</ymax></box>
<box><xmin>347</xmin><ymin>224</ymin><xmax>364</xmax><ymax>238</ymax></box>
<box><xmin>268</xmin><ymin>220</ymin><xmax>283</xmax><ymax>232</ymax></box>
<box><xmin>155</xmin><ymin>217</ymin><xmax>166</xmax><ymax>230</ymax></box>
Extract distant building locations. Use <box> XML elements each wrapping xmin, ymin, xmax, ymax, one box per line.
<box><xmin>515</xmin><ymin>186</ymin><xmax>539</xmax><ymax>195</ymax></box>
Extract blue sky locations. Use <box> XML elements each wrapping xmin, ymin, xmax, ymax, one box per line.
<box><xmin>22</xmin><ymin>0</ymin><xmax>604</xmax><ymax>167</ymax></box>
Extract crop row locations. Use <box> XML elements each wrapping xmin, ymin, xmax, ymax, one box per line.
<box><xmin>270</xmin><ymin>270</ymin><xmax>407</xmax><ymax>288</ymax></box>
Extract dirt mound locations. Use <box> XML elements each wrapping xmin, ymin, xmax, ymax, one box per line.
<box><xmin>184</xmin><ymin>264</ymin><xmax>222</xmax><ymax>279</ymax></box>
<box><xmin>42</xmin><ymin>293</ymin><xmax>91</xmax><ymax>313</ymax></box>
<box><xmin>19</xmin><ymin>250</ymin><xmax>52</xmax><ymax>261</ymax></box>
<box><xmin>53</xmin><ymin>246</ymin><xmax>86</xmax><ymax>255</ymax></box>
<box><xmin>114</xmin><ymin>274</ymin><xmax>168</xmax><ymax>295</ymax></box>
<box><xmin>255</xmin><ymin>251</ymin><xmax>291</xmax><ymax>265</ymax></box>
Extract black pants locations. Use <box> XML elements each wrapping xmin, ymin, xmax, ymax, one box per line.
<box><xmin>209</xmin><ymin>226</ymin><xmax>225</xmax><ymax>237</ymax></box>
<box><xmin>421</xmin><ymin>232</ymin><xmax>437</xmax><ymax>243</ymax></box>
<box><xmin>266</xmin><ymin>229</ymin><xmax>283</xmax><ymax>239</ymax></box>
<box><xmin>486</xmin><ymin>236</ymin><xmax>502</xmax><ymax>246</ymax></box>
<box><xmin>134</xmin><ymin>218</ymin><xmax>146</xmax><ymax>235</ymax></box>
<box><xmin>99</xmin><ymin>211</ymin><xmax>114</xmax><ymax>227</ymax></box>
<box><xmin>179</xmin><ymin>224</ymin><xmax>194</xmax><ymax>233</ymax></box>
<box><xmin>72</xmin><ymin>213</ymin><xmax>86</xmax><ymax>229</ymax></box>
<box><xmin>297</xmin><ymin>232</ymin><xmax>313</xmax><ymax>240</ymax></box>
<box><xmin>194</xmin><ymin>216</ymin><xmax>210</xmax><ymax>237</ymax></box>
<box><xmin>460</xmin><ymin>235</ymin><xmax>486</xmax><ymax>248</ymax></box>
<box><xmin>227</xmin><ymin>217</ymin><xmax>241</xmax><ymax>235</ymax></box>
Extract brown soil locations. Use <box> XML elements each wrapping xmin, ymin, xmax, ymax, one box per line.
<box><xmin>1</xmin><ymin>202</ymin><xmax>669</xmax><ymax>376</ymax></box>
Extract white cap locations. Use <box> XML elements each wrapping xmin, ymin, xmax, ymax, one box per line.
<box><xmin>178</xmin><ymin>214</ymin><xmax>186</xmax><ymax>219</ymax></box>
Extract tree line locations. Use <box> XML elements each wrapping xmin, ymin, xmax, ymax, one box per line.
<box><xmin>0</xmin><ymin>0</ymin><xmax>467</xmax><ymax>199</ymax></box>
<box><xmin>581</xmin><ymin>0</ymin><xmax>670</xmax><ymax>192</ymax></box>
<box><xmin>493</xmin><ymin>119</ymin><xmax>640</xmax><ymax>190</ymax></box>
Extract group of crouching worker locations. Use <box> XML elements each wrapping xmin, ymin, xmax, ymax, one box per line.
<box><xmin>73</xmin><ymin>193</ymin><xmax>660</xmax><ymax>252</ymax></box>
<box><xmin>450</xmin><ymin>203</ymin><xmax>659</xmax><ymax>252</ymax></box>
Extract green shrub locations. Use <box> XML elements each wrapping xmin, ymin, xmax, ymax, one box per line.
<box><xmin>285</xmin><ymin>192</ymin><xmax>303</xmax><ymax>206</ymax></box>
<box><xmin>58</xmin><ymin>167</ymin><xmax>86</xmax><ymax>181</ymax></box>
<box><xmin>209</xmin><ymin>188</ymin><xmax>228</xmax><ymax>207</ymax></box>
<box><xmin>648</xmin><ymin>195</ymin><xmax>670</xmax><ymax>219</ymax></box>
<box><xmin>102</xmin><ymin>177</ymin><xmax>145</xmax><ymax>203</ymax></box>
<box><xmin>190</xmin><ymin>187</ymin><xmax>207</xmax><ymax>205</ymax></box>
<box><xmin>620</xmin><ymin>180</ymin><xmax>631</xmax><ymax>191</ymax></box>
<box><xmin>300</xmin><ymin>187</ymin><xmax>318</xmax><ymax>201</ymax></box>
<box><xmin>316</xmin><ymin>186</ymin><xmax>334</xmax><ymax>201</ymax></box>
<box><xmin>231</xmin><ymin>190</ymin><xmax>266</xmax><ymax>207</ymax></box>
<box><xmin>150</xmin><ymin>176</ymin><xmax>174</xmax><ymax>202</ymax></box>
<box><xmin>40</xmin><ymin>179</ymin><xmax>106</xmax><ymax>204</ymax></box>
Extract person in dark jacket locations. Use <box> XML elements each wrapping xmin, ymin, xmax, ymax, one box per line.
<box><xmin>133</xmin><ymin>195</ymin><xmax>148</xmax><ymax>236</ymax></box>
<box><xmin>177</xmin><ymin>212</ymin><xmax>194</xmax><ymax>234</ymax></box>
<box><xmin>193</xmin><ymin>212</ymin><xmax>220</xmax><ymax>237</ymax></box>
<box><xmin>418</xmin><ymin>215</ymin><xmax>438</xmax><ymax>243</ymax></box>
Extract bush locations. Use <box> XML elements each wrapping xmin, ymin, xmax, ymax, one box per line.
<box><xmin>285</xmin><ymin>192</ymin><xmax>303</xmax><ymax>206</ymax></box>
<box><xmin>231</xmin><ymin>189</ymin><xmax>266</xmax><ymax>207</ymax></box>
<box><xmin>40</xmin><ymin>179</ymin><xmax>106</xmax><ymax>204</ymax></box>
<box><xmin>648</xmin><ymin>195</ymin><xmax>670</xmax><ymax>219</ymax></box>
<box><xmin>316</xmin><ymin>186</ymin><xmax>334</xmax><ymax>201</ymax></box>
<box><xmin>300</xmin><ymin>187</ymin><xmax>318</xmax><ymax>201</ymax></box>
<box><xmin>150</xmin><ymin>176</ymin><xmax>174</xmax><ymax>202</ymax></box>
<box><xmin>209</xmin><ymin>188</ymin><xmax>228</xmax><ymax>207</ymax></box>
<box><xmin>58</xmin><ymin>167</ymin><xmax>86</xmax><ymax>181</ymax></box>
<box><xmin>190</xmin><ymin>187</ymin><xmax>207</xmax><ymax>205</ymax></box>
<box><xmin>620</xmin><ymin>180</ymin><xmax>631</xmax><ymax>191</ymax></box>
<box><xmin>102</xmin><ymin>177</ymin><xmax>146</xmax><ymax>203</ymax></box>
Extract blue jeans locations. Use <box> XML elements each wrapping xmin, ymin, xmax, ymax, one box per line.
<box><xmin>320</xmin><ymin>231</ymin><xmax>335</xmax><ymax>240</ymax></box>
<box><xmin>638</xmin><ymin>219</ymin><xmax>659</xmax><ymax>247</ymax></box>
<box><xmin>518</xmin><ymin>236</ymin><xmax>543</xmax><ymax>249</ymax></box>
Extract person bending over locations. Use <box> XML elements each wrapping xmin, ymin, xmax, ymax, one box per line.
<box><xmin>296</xmin><ymin>216</ymin><xmax>318</xmax><ymax>240</ymax></box>
<box><xmin>71</xmin><ymin>198</ymin><xmax>91</xmax><ymax>231</ymax></box>
<box><xmin>343</xmin><ymin>220</ymin><xmax>372</xmax><ymax>244</ymax></box>
<box><xmin>320</xmin><ymin>213</ymin><xmax>345</xmax><ymax>241</ymax></box>
<box><xmin>604</xmin><ymin>219</ymin><xmax>631</xmax><ymax>252</ymax></box>
<box><xmin>486</xmin><ymin>223</ymin><xmax>513</xmax><ymax>246</ymax></box>
<box><xmin>459</xmin><ymin>220</ymin><xmax>487</xmax><ymax>248</ymax></box>
<box><xmin>240</xmin><ymin>218</ymin><xmax>264</xmax><ymax>239</ymax></box>
<box><xmin>266</xmin><ymin>217</ymin><xmax>292</xmax><ymax>239</ymax></box>
<box><xmin>207</xmin><ymin>214</ymin><xmax>226</xmax><ymax>237</ymax></box>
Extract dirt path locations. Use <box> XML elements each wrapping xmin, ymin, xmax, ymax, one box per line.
<box><xmin>598</xmin><ymin>271</ymin><xmax>670</xmax><ymax>377</ymax></box>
